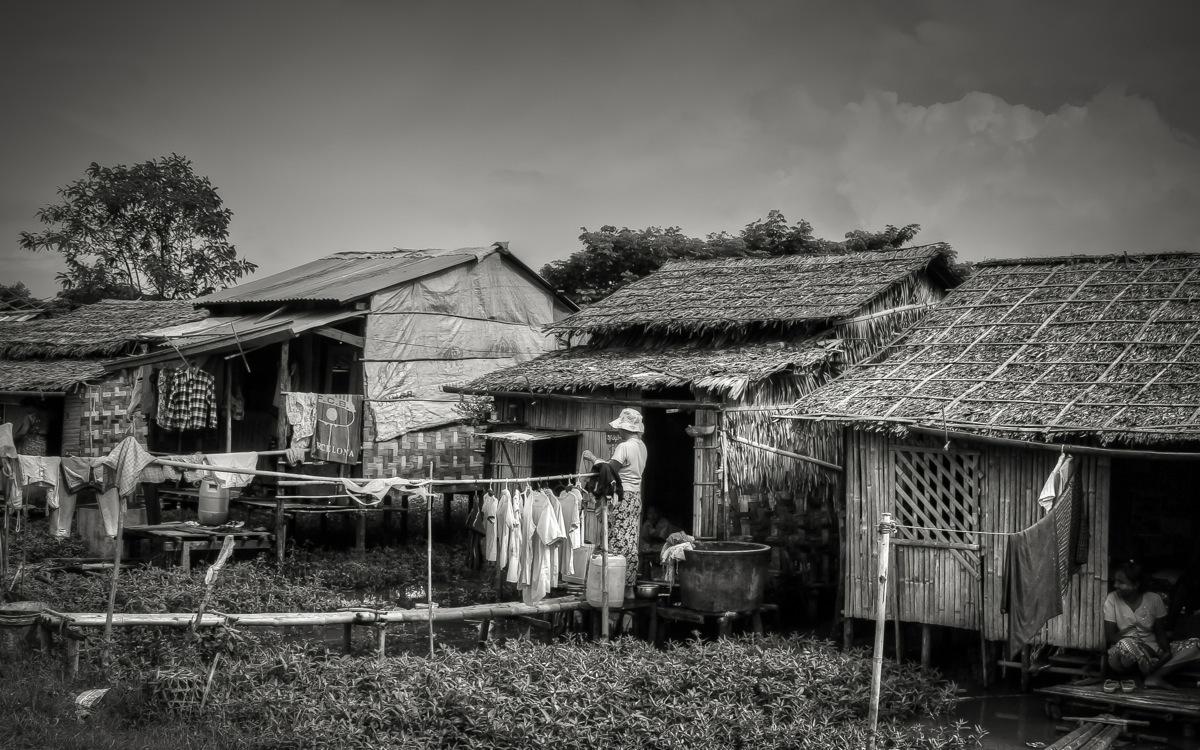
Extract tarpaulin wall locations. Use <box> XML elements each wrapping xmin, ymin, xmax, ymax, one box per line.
<box><xmin>363</xmin><ymin>250</ymin><xmax>564</xmax><ymax>441</ymax></box>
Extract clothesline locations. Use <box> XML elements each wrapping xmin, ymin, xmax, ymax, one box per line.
<box><xmin>890</xmin><ymin>522</ymin><xmax>1019</xmax><ymax>538</ymax></box>
<box><xmin>151</xmin><ymin>457</ymin><xmax>593</xmax><ymax>492</ymax></box>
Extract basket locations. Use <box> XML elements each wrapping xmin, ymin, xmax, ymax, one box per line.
<box><xmin>148</xmin><ymin>667</ymin><xmax>206</xmax><ymax>711</ymax></box>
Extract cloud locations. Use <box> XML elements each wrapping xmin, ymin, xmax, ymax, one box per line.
<box><xmin>751</xmin><ymin>87</ymin><xmax>1200</xmax><ymax>260</ymax></box>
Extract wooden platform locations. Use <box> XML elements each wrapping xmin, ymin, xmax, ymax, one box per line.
<box><xmin>1039</xmin><ymin>682</ymin><xmax>1200</xmax><ymax>723</ymax></box>
<box><xmin>123</xmin><ymin>522</ymin><xmax>274</xmax><ymax>572</ymax></box>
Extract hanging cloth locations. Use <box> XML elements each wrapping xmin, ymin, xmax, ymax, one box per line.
<box><xmin>1002</xmin><ymin>455</ymin><xmax>1088</xmax><ymax>657</ymax></box>
<box><xmin>311</xmin><ymin>394</ymin><xmax>363</xmax><ymax>464</ymax></box>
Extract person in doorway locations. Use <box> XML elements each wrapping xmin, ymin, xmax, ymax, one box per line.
<box><xmin>582</xmin><ymin>407</ymin><xmax>647</xmax><ymax>589</ymax></box>
<box><xmin>639</xmin><ymin>505</ymin><xmax>680</xmax><ymax>576</ymax></box>
<box><xmin>1103</xmin><ymin>561</ymin><xmax>1172</xmax><ymax>691</ymax></box>
<box><xmin>12</xmin><ymin>398</ymin><xmax>51</xmax><ymax>456</ymax></box>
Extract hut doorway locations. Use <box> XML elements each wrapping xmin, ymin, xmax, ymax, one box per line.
<box><xmin>641</xmin><ymin>406</ymin><xmax>695</xmax><ymax>534</ymax></box>
<box><xmin>530</xmin><ymin>435</ymin><xmax>580</xmax><ymax>479</ymax></box>
<box><xmin>1108</xmin><ymin>458</ymin><xmax>1200</xmax><ymax>622</ymax></box>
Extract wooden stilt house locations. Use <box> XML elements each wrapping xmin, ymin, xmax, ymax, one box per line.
<box><xmin>787</xmin><ymin>252</ymin><xmax>1200</xmax><ymax>665</ymax></box>
<box><xmin>447</xmin><ymin>245</ymin><xmax>964</xmax><ymax>576</ymax></box>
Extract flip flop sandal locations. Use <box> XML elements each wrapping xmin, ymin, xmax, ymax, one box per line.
<box><xmin>1121</xmin><ymin>679</ymin><xmax>1137</xmax><ymax>693</ymax></box>
<box><xmin>1102</xmin><ymin>679</ymin><xmax>1119</xmax><ymax>693</ymax></box>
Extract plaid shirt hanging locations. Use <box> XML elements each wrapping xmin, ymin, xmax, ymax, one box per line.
<box><xmin>156</xmin><ymin>367</ymin><xmax>218</xmax><ymax>431</ymax></box>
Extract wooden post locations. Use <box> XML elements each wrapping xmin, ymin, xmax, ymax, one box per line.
<box><xmin>920</xmin><ymin>625</ymin><xmax>932</xmax><ymax>668</ymax></box>
<box><xmin>600</xmin><ymin>496</ymin><xmax>610</xmax><ymax>640</ymax></box>
<box><xmin>1</xmin><ymin>506</ymin><xmax>8</xmax><ymax>589</ymax></box>
<box><xmin>889</xmin><ymin>545</ymin><xmax>901</xmax><ymax>663</ymax></box>
<box><xmin>342</xmin><ymin>622</ymin><xmax>353</xmax><ymax>654</ymax></box>
<box><xmin>719</xmin><ymin>412</ymin><xmax>729</xmax><ymax>540</ymax></box>
<box><xmin>64</xmin><ymin>637</ymin><xmax>80</xmax><ymax>680</ymax></box>
<box><xmin>142</xmin><ymin>483</ymin><xmax>162</xmax><ymax>526</ymax></box>
<box><xmin>400</xmin><ymin>494</ymin><xmax>409</xmax><ymax>543</ymax></box>
<box><xmin>101</xmin><ymin>499</ymin><xmax>126</xmax><ymax>666</ymax></box>
<box><xmin>274</xmin><ymin>495</ymin><xmax>286</xmax><ymax>564</ymax></box>
<box><xmin>224</xmin><ymin>360</ymin><xmax>233</xmax><ymax>453</ymax></box>
<box><xmin>443</xmin><ymin>492</ymin><xmax>453</xmax><ymax>541</ymax></box>
<box><xmin>867</xmin><ymin>512</ymin><xmax>894</xmax><ymax>750</ymax></box>
<box><xmin>978</xmin><ymin>550</ymin><xmax>990</xmax><ymax>687</ymax></box>
<box><xmin>355</xmin><ymin>511</ymin><xmax>366</xmax><ymax>554</ymax></box>
<box><xmin>376</xmin><ymin>624</ymin><xmax>387</xmax><ymax>661</ymax></box>
<box><xmin>843</xmin><ymin>617</ymin><xmax>853</xmax><ymax>651</ymax></box>
<box><xmin>427</xmin><ymin>462</ymin><xmax>435</xmax><ymax>657</ymax></box>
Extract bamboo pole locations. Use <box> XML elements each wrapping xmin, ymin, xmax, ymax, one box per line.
<box><xmin>726</xmin><ymin>433</ymin><xmax>843</xmax><ymax>472</ymax></box>
<box><xmin>427</xmin><ymin>461</ymin><xmax>435</xmax><ymax>657</ymax></box>
<box><xmin>224</xmin><ymin>360</ymin><xmax>233</xmax><ymax>453</ymax></box>
<box><xmin>101</xmin><ymin>499</ymin><xmax>126</xmax><ymax>666</ymax></box>
<box><xmin>1</xmin><ymin>506</ymin><xmax>8</xmax><ymax>589</ymax></box>
<box><xmin>867</xmin><ymin>512</ymin><xmax>894</xmax><ymax>750</ymax></box>
<box><xmin>191</xmin><ymin>535</ymin><xmax>236</xmax><ymax>633</ymax></box>
<box><xmin>43</xmin><ymin>596</ymin><xmax>588</xmax><ymax>628</ymax></box>
<box><xmin>720</xmin><ymin>412</ymin><xmax>729</xmax><ymax>540</ymax></box>
<box><xmin>600</xmin><ymin>496</ymin><xmax>610</xmax><ymax>641</ymax></box>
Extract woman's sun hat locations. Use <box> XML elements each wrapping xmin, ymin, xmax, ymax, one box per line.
<box><xmin>609</xmin><ymin>408</ymin><xmax>644</xmax><ymax>434</ymax></box>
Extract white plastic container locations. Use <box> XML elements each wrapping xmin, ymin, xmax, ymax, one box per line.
<box><xmin>198</xmin><ymin>479</ymin><xmax>230</xmax><ymax>526</ymax></box>
<box><xmin>584</xmin><ymin>553</ymin><xmax>626</xmax><ymax>608</ymax></box>
<box><xmin>563</xmin><ymin>542</ymin><xmax>595</xmax><ymax>585</ymax></box>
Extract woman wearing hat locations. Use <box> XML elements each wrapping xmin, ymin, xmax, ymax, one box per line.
<box><xmin>582</xmin><ymin>407</ymin><xmax>648</xmax><ymax>588</ymax></box>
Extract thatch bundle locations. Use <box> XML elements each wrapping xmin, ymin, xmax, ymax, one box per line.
<box><xmin>547</xmin><ymin>244</ymin><xmax>960</xmax><ymax>338</ymax></box>
<box><xmin>0</xmin><ymin>359</ymin><xmax>108</xmax><ymax>392</ymax></box>
<box><xmin>791</xmin><ymin>252</ymin><xmax>1200</xmax><ymax>446</ymax></box>
<box><xmin>458</xmin><ymin>337</ymin><xmax>839</xmax><ymax>400</ymax></box>
<box><xmin>0</xmin><ymin>299</ymin><xmax>205</xmax><ymax>359</ymax></box>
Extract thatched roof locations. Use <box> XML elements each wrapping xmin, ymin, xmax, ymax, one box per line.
<box><xmin>0</xmin><ymin>359</ymin><xmax>108</xmax><ymax>392</ymax></box>
<box><xmin>789</xmin><ymin>252</ymin><xmax>1200</xmax><ymax>446</ymax></box>
<box><xmin>0</xmin><ymin>299</ymin><xmax>206</xmax><ymax>359</ymax></box>
<box><xmin>546</xmin><ymin>244</ymin><xmax>958</xmax><ymax>336</ymax></box>
<box><xmin>452</xmin><ymin>338</ymin><xmax>839</xmax><ymax>399</ymax></box>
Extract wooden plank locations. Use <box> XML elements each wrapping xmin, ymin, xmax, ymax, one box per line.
<box><xmin>313</xmin><ymin>326</ymin><xmax>365</xmax><ymax>349</ymax></box>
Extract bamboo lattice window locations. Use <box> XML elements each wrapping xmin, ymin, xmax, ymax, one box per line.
<box><xmin>891</xmin><ymin>447</ymin><xmax>980</xmax><ymax>547</ymax></box>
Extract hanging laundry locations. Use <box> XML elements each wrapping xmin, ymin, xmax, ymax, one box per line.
<box><xmin>125</xmin><ymin>366</ymin><xmax>151</xmax><ymax>422</ymax></box>
<box><xmin>660</xmin><ymin>532</ymin><xmax>696</xmax><ymax>585</ymax></box>
<box><xmin>96</xmin><ymin>487</ymin><xmax>122</xmax><ymax>538</ymax></box>
<box><xmin>156</xmin><ymin>367</ymin><xmax>218</xmax><ymax>431</ymax></box>
<box><xmin>284</xmin><ymin>392</ymin><xmax>318</xmax><ymax>440</ymax></box>
<box><xmin>548</xmin><ymin>490</ymin><xmax>571</xmax><ymax>579</ymax></box>
<box><xmin>140</xmin><ymin>453</ymin><xmax>207</xmax><ymax>484</ymax></box>
<box><xmin>100</xmin><ymin>436</ymin><xmax>158</xmax><ymax>498</ymax></box>
<box><xmin>230</xmin><ymin>381</ymin><xmax>245</xmax><ymax>421</ymax></box>
<box><xmin>520</xmin><ymin>489</ymin><xmax>566</xmax><ymax>604</ymax></box>
<box><xmin>339</xmin><ymin>477</ymin><xmax>414</xmax><ymax>503</ymax></box>
<box><xmin>284</xmin><ymin>437</ymin><xmax>309</xmax><ymax>466</ymax></box>
<box><xmin>495</xmin><ymin>489</ymin><xmax>523</xmax><ymax>584</ymax></box>
<box><xmin>204</xmin><ymin>452</ymin><xmax>260</xmax><ymax>489</ymax></box>
<box><xmin>16</xmin><ymin>456</ymin><xmax>61</xmax><ymax>509</ymax></box>
<box><xmin>1038</xmin><ymin>453</ymin><xmax>1072</xmax><ymax>513</ymax></box>
<box><xmin>482</xmin><ymin>492</ymin><xmax>499</xmax><ymax>562</ymax></box>
<box><xmin>1003</xmin><ymin>455</ymin><xmax>1088</xmax><ymax>657</ymax></box>
<box><xmin>559</xmin><ymin>486</ymin><xmax>583</xmax><ymax>549</ymax></box>
<box><xmin>311</xmin><ymin>394</ymin><xmax>363</xmax><ymax>464</ymax></box>
<box><xmin>57</xmin><ymin>457</ymin><xmax>113</xmax><ymax>538</ymax></box>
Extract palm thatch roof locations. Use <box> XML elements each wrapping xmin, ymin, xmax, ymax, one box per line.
<box><xmin>546</xmin><ymin>244</ymin><xmax>959</xmax><ymax>336</ymax></box>
<box><xmin>452</xmin><ymin>338</ymin><xmax>840</xmax><ymax>400</ymax></box>
<box><xmin>789</xmin><ymin>252</ymin><xmax>1200</xmax><ymax>446</ymax></box>
<box><xmin>0</xmin><ymin>359</ymin><xmax>108</xmax><ymax>392</ymax></box>
<box><xmin>0</xmin><ymin>299</ymin><xmax>206</xmax><ymax>359</ymax></box>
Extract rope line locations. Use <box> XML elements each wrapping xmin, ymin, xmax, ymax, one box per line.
<box><xmin>891</xmin><ymin>522</ymin><xmax>1016</xmax><ymax>537</ymax></box>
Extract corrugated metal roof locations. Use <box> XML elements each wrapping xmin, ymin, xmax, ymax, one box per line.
<box><xmin>199</xmin><ymin>247</ymin><xmax>490</xmax><ymax>305</ymax></box>
<box><xmin>479</xmin><ymin>429</ymin><xmax>580</xmax><ymax>444</ymax></box>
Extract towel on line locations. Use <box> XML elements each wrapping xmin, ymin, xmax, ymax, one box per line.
<box><xmin>205</xmin><ymin>453</ymin><xmax>260</xmax><ymax>489</ymax></box>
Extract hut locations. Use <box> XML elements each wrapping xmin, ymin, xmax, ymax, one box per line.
<box><xmin>107</xmin><ymin>243</ymin><xmax>576</xmax><ymax>482</ymax></box>
<box><xmin>786</xmin><ymin>252</ymin><xmax>1200</xmax><ymax>673</ymax></box>
<box><xmin>446</xmin><ymin>244</ymin><xmax>963</xmax><ymax>584</ymax></box>
<box><xmin>0</xmin><ymin>299</ymin><xmax>207</xmax><ymax>456</ymax></box>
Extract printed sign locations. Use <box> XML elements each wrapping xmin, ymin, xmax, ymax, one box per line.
<box><xmin>312</xmin><ymin>394</ymin><xmax>364</xmax><ymax>464</ymax></box>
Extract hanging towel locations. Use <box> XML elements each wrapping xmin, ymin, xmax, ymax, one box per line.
<box><xmin>205</xmin><ymin>452</ymin><xmax>260</xmax><ymax>489</ymax></box>
<box><xmin>50</xmin><ymin>489</ymin><xmax>77</xmax><ymax>538</ymax></box>
<box><xmin>97</xmin><ymin>487</ymin><xmax>123</xmax><ymax>538</ymax></box>
<box><xmin>100</xmin><ymin>436</ymin><xmax>158</xmax><ymax>498</ymax></box>
<box><xmin>482</xmin><ymin>492</ymin><xmax>499</xmax><ymax>562</ymax></box>
<box><xmin>285</xmin><ymin>392</ymin><xmax>318</xmax><ymax>440</ymax></box>
<box><xmin>1003</xmin><ymin>455</ymin><xmax>1087</xmax><ymax>657</ymax></box>
<box><xmin>312</xmin><ymin>394</ymin><xmax>363</xmax><ymax>464</ymax></box>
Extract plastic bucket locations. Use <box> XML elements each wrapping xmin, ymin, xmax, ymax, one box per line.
<box><xmin>198</xmin><ymin>480</ymin><xmax>230</xmax><ymax>526</ymax></box>
<box><xmin>678</xmin><ymin>541</ymin><xmax>771</xmax><ymax>613</ymax></box>
<box><xmin>584</xmin><ymin>553</ymin><xmax>626</xmax><ymax>608</ymax></box>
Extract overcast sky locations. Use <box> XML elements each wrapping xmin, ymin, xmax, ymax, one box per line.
<box><xmin>4</xmin><ymin>1</ymin><xmax>1200</xmax><ymax>297</ymax></box>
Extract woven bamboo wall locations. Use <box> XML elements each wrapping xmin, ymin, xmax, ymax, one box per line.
<box><xmin>62</xmin><ymin>372</ymin><xmax>147</xmax><ymax>457</ymax></box>
<box><xmin>362</xmin><ymin>424</ymin><xmax>482</xmax><ymax>480</ymax></box>
<box><xmin>844</xmin><ymin>429</ymin><xmax>1109</xmax><ymax>650</ymax></box>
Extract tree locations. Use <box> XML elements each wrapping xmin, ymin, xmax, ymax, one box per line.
<box><xmin>541</xmin><ymin>211</ymin><xmax>921</xmax><ymax>306</ymax></box>
<box><xmin>19</xmin><ymin>154</ymin><xmax>257</xmax><ymax>299</ymax></box>
<box><xmin>0</xmin><ymin>281</ymin><xmax>36</xmax><ymax>306</ymax></box>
